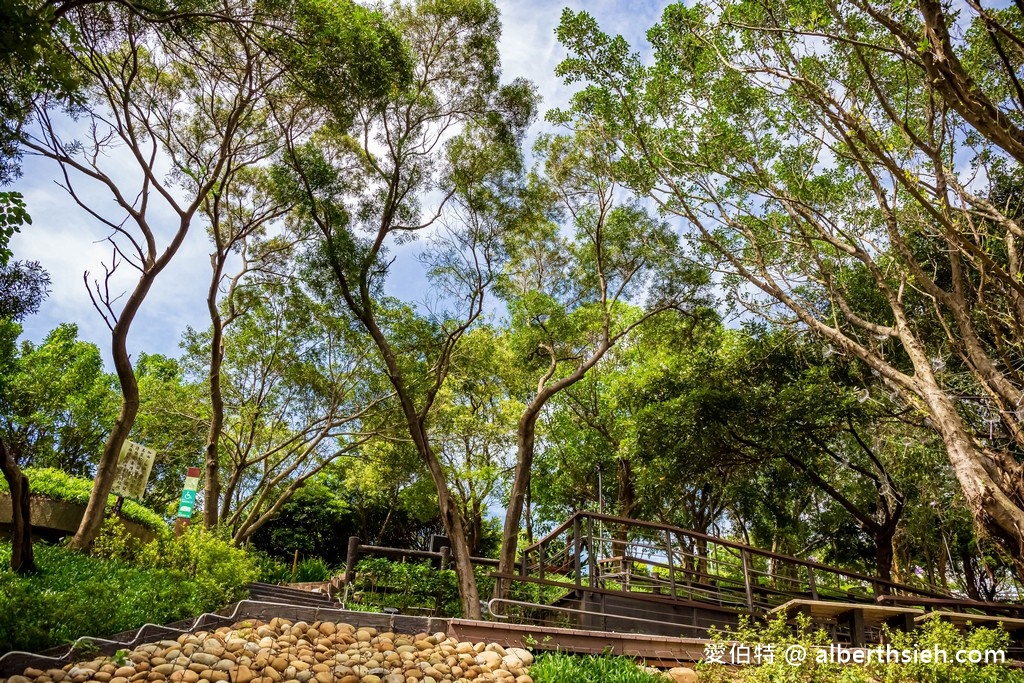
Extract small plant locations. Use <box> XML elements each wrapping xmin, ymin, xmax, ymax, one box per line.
<box><xmin>293</xmin><ymin>557</ymin><xmax>334</xmax><ymax>583</ymax></box>
<box><xmin>112</xmin><ymin>649</ymin><xmax>130</xmax><ymax>666</ymax></box>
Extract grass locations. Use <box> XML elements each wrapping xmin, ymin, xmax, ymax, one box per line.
<box><xmin>529</xmin><ymin>652</ymin><xmax>667</xmax><ymax>683</ymax></box>
<box><xmin>0</xmin><ymin>541</ymin><xmax>242</xmax><ymax>654</ymax></box>
<box><xmin>0</xmin><ymin>467</ymin><xmax>167</xmax><ymax>532</ymax></box>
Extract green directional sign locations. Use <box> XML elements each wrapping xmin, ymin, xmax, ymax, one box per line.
<box><xmin>176</xmin><ymin>467</ymin><xmax>202</xmax><ymax>520</ymax></box>
<box><xmin>177</xmin><ymin>489</ymin><xmax>197</xmax><ymax>518</ymax></box>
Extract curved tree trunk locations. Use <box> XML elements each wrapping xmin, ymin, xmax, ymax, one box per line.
<box><xmin>70</xmin><ymin>268</ymin><xmax>161</xmax><ymax>550</ymax></box>
<box><xmin>0</xmin><ymin>440</ymin><xmax>35</xmax><ymax>573</ymax></box>
<box><xmin>204</xmin><ymin>258</ymin><xmax>226</xmax><ymax>528</ymax></box>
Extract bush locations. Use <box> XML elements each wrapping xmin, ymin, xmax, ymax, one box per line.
<box><xmin>350</xmin><ymin>557</ymin><xmax>459</xmax><ymax>615</ymax></box>
<box><xmin>0</xmin><ymin>542</ymin><xmax>231</xmax><ymax>654</ymax></box>
<box><xmin>90</xmin><ymin>517</ymin><xmax>147</xmax><ymax>563</ymax></box>
<box><xmin>0</xmin><ymin>467</ymin><xmax>167</xmax><ymax>532</ymax></box>
<box><xmin>139</xmin><ymin>526</ymin><xmax>257</xmax><ymax>604</ymax></box>
<box><xmin>529</xmin><ymin>652</ymin><xmax>665</xmax><ymax>683</ymax></box>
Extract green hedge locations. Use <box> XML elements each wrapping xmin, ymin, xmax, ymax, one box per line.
<box><xmin>0</xmin><ymin>467</ymin><xmax>167</xmax><ymax>532</ymax></box>
<box><xmin>0</xmin><ymin>542</ymin><xmax>242</xmax><ymax>654</ymax></box>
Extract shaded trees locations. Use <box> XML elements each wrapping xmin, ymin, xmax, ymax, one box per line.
<box><xmin>553</xmin><ymin>0</ymin><xmax>1024</xmax><ymax>577</ymax></box>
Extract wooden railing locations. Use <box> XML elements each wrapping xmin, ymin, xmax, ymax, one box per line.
<box><xmin>514</xmin><ymin>512</ymin><xmax>948</xmax><ymax>615</ymax></box>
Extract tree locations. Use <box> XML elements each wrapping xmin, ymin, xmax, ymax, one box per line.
<box><xmin>553</xmin><ymin>1</ymin><xmax>1024</xmax><ymax>578</ymax></box>
<box><xmin>0</xmin><ymin>324</ymin><xmax>116</xmax><ymax>474</ymax></box>
<box><xmin>22</xmin><ymin>2</ymin><xmax>287</xmax><ymax>548</ymax></box>
<box><xmin>275</xmin><ymin>0</ymin><xmax>537</xmax><ymax>618</ymax></box>
<box><xmin>492</xmin><ymin>130</ymin><xmax>709</xmax><ymax>602</ymax></box>
<box><xmin>197</xmin><ymin>167</ymin><xmax>294</xmax><ymax>528</ymax></box>
<box><xmin>183</xmin><ymin>279</ymin><xmax>388</xmax><ymax>543</ymax></box>
<box><xmin>0</xmin><ymin>260</ymin><xmax>49</xmax><ymax>573</ymax></box>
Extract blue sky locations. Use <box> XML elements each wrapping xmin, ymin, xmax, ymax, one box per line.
<box><xmin>8</xmin><ymin>0</ymin><xmax>672</xmax><ymax>364</ymax></box>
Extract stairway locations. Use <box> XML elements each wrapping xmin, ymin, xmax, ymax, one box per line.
<box><xmin>245</xmin><ymin>582</ymin><xmax>338</xmax><ymax>608</ymax></box>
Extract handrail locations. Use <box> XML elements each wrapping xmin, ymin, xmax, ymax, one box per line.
<box><xmin>523</xmin><ymin>511</ymin><xmax>948</xmax><ymax>599</ymax></box>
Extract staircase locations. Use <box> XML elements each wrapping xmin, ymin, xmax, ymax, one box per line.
<box><xmin>245</xmin><ymin>582</ymin><xmax>338</xmax><ymax>608</ymax></box>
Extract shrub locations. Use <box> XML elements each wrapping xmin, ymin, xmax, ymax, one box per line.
<box><xmin>90</xmin><ymin>517</ymin><xmax>146</xmax><ymax>563</ymax></box>
<box><xmin>529</xmin><ymin>652</ymin><xmax>665</xmax><ymax>683</ymax></box>
<box><xmin>139</xmin><ymin>526</ymin><xmax>257</xmax><ymax>604</ymax></box>
<box><xmin>0</xmin><ymin>467</ymin><xmax>167</xmax><ymax>532</ymax></box>
<box><xmin>351</xmin><ymin>557</ymin><xmax>459</xmax><ymax>615</ymax></box>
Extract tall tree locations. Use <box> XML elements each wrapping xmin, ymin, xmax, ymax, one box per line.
<box><xmin>554</xmin><ymin>1</ymin><xmax>1024</xmax><ymax>577</ymax></box>
<box><xmin>276</xmin><ymin>0</ymin><xmax>537</xmax><ymax>618</ymax></box>
<box><xmin>22</xmin><ymin>2</ymin><xmax>286</xmax><ymax>548</ymax></box>
<box><xmin>492</xmin><ymin>130</ymin><xmax>709</xmax><ymax>602</ymax></box>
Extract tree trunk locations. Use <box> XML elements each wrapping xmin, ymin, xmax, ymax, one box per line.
<box><xmin>0</xmin><ymin>440</ymin><xmax>35</xmax><ymax>573</ymax></box>
<box><xmin>203</xmin><ymin>254</ymin><xmax>227</xmax><ymax>528</ymax></box>
<box><xmin>493</xmin><ymin>406</ymin><xmax>539</xmax><ymax>603</ymax></box>
<box><xmin>917</xmin><ymin>377</ymin><xmax>1024</xmax><ymax>581</ymax></box>
<box><xmin>872</xmin><ymin>528</ymin><xmax>895</xmax><ymax>585</ymax></box>
<box><xmin>70</xmin><ymin>272</ymin><xmax>157</xmax><ymax>550</ymax></box>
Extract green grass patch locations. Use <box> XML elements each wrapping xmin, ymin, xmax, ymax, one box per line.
<box><xmin>0</xmin><ymin>541</ymin><xmax>244</xmax><ymax>654</ymax></box>
<box><xmin>529</xmin><ymin>652</ymin><xmax>666</xmax><ymax>683</ymax></box>
<box><xmin>0</xmin><ymin>467</ymin><xmax>167</xmax><ymax>532</ymax></box>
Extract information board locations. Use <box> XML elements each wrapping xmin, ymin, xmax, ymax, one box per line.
<box><xmin>110</xmin><ymin>440</ymin><xmax>156</xmax><ymax>500</ymax></box>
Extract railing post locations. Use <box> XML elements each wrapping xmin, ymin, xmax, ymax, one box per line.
<box><xmin>345</xmin><ymin>535</ymin><xmax>360</xmax><ymax>584</ymax></box>
<box><xmin>741</xmin><ymin>549</ymin><xmax>756</xmax><ymax>614</ymax></box>
<box><xmin>573</xmin><ymin>516</ymin><xmax>583</xmax><ymax>589</ymax></box>
<box><xmin>807</xmin><ymin>565</ymin><xmax>818</xmax><ymax>600</ymax></box>
<box><xmin>539</xmin><ymin>542</ymin><xmax>546</xmax><ymax>584</ymax></box>
<box><xmin>664</xmin><ymin>529</ymin><xmax>677</xmax><ymax>599</ymax></box>
<box><xmin>587</xmin><ymin>516</ymin><xmax>597</xmax><ymax>588</ymax></box>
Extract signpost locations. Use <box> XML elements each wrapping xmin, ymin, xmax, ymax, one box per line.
<box><xmin>175</xmin><ymin>467</ymin><xmax>202</xmax><ymax>537</ymax></box>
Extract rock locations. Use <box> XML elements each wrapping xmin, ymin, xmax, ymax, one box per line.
<box><xmin>666</xmin><ymin>667</ymin><xmax>698</xmax><ymax>683</ymax></box>
<box><xmin>191</xmin><ymin>654</ymin><xmax>221</xmax><ymax>669</ymax></box>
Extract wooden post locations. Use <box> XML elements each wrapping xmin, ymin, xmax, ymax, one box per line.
<box><xmin>573</xmin><ymin>517</ymin><xmax>582</xmax><ymax>589</ymax></box>
<box><xmin>741</xmin><ymin>549</ymin><xmax>755</xmax><ymax>614</ymax></box>
<box><xmin>539</xmin><ymin>543</ymin><xmax>546</xmax><ymax>584</ymax></box>
<box><xmin>435</xmin><ymin>545</ymin><xmax>450</xmax><ymax>616</ymax></box>
<box><xmin>807</xmin><ymin>565</ymin><xmax>818</xmax><ymax>600</ymax></box>
<box><xmin>174</xmin><ymin>516</ymin><xmax>188</xmax><ymax>538</ymax></box>
<box><xmin>291</xmin><ymin>549</ymin><xmax>300</xmax><ymax>581</ymax></box>
<box><xmin>587</xmin><ymin>516</ymin><xmax>597</xmax><ymax>588</ymax></box>
<box><xmin>664</xmin><ymin>529</ymin><xmax>677</xmax><ymax>599</ymax></box>
<box><xmin>112</xmin><ymin>495</ymin><xmax>124</xmax><ymax>515</ymax></box>
<box><xmin>345</xmin><ymin>536</ymin><xmax>360</xmax><ymax>583</ymax></box>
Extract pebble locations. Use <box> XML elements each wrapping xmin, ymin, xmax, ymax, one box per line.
<box><xmin>10</xmin><ymin>622</ymin><xmax>541</xmax><ymax>683</ymax></box>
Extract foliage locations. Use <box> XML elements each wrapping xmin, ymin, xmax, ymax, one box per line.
<box><xmin>0</xmin><ymin>541</ymin><xmax>234</xmax><ymax>653</ymax></box>
<box><xmin>0</xmin><ymin>467</ymin><xmax>166</xmax><ymax>531</ymax></box>
<box><xmin>699</xmin><ymin>614</ymin><xmax>1024</xmax><ymax>683</ymax></box>
<box><xmin>248</xmin><ymin>549</ymin><xmax>292</xmax><ymax>584</ymax></box>
<box><xmin>89</xmin><ymin>516</ymin><xmax>148</xmax><ymax>564</ymax></box>
<box><xmin>529</xmin><ymin>652</ymin><xmax>665</xmax><ymax>683</ymax></box>
<box><xmin>0</xmin><ymin>261</ymin><xmax>49</xmax><ymax>322</ymax></box>
<box><xmin>139</xmin><ymin>525</ymin><xmax>258</xmax><ymax>604</ymax></box>
<box><xmin>293</xmin><ymin>557</ymin><xmax>334</xmax><ymax>583</ymax></box>
<box><xmin>0</xmin><ymin>324</ymin><xmax>116</xmax><ymax>474</ymax></box>
<box><xmin>349</xmin><ymin>557</ymin><xmax>460</xmax><ymax>616</ymax></box>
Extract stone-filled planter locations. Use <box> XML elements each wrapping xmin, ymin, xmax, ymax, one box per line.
<box><xmin>0</xmin><ymin>494</ymin><xmax>158</xmax><ymax>543</ymax></box>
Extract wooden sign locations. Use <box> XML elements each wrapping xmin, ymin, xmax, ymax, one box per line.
<box><xmin>111</xmin><ymin>440</ymin><xmax>156</xmax><ymax>500</ymax></box>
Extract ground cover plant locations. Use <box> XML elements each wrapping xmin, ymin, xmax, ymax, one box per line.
<box><xmin>528</xmin><ymin>652</ymin><xmax>666</xmax><ymax>683</ymax></box>
<box><xmin>0</xmin><ymin>541</ymin><xmax>244</xmax><ymax>653</ymax></box>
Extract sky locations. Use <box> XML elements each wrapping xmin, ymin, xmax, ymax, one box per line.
<box><xmin>8</xmin><ymin>0</ymin><xmax>672</xmax><ymax>366</ymax></box>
